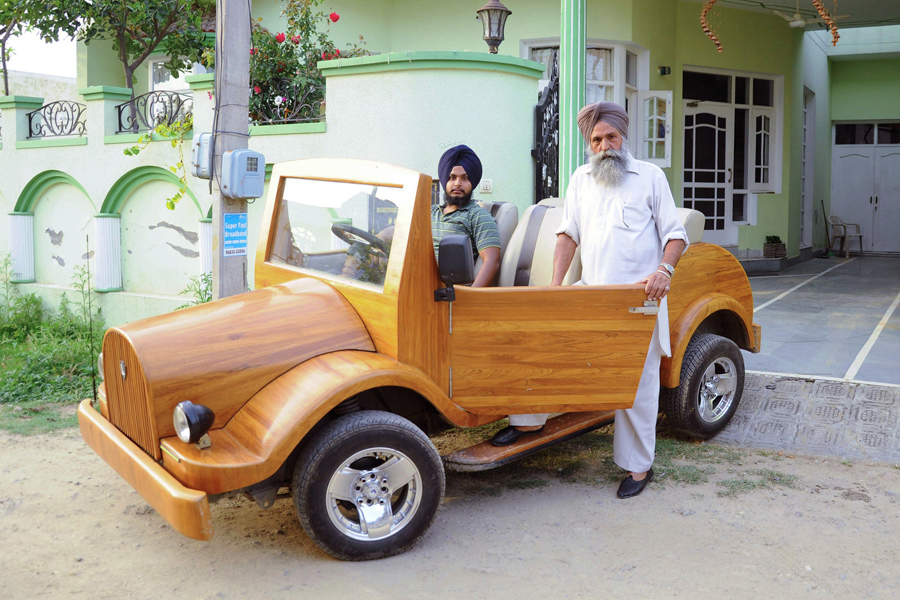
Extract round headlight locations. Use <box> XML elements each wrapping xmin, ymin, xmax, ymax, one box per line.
<box><xmin>97</xmin><ymin>352</ymin><xmax>104</xmax><ymax>381</ymax></box>
<box><xmin>173</xmin><ymin>401</ymin><xmax>215</xmax><ymax>444</ymax></box>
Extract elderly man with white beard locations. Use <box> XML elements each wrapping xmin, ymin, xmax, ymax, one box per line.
<box><xmin>491</xmin><ymin>101</ymin><xmax>688</xmax><ymax>499</ymax></box>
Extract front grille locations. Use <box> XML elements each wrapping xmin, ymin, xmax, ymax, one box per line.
<box><xmin>103</xmin><ymin>330</ymin><xmax>161</xmax><ymax>461</ymax></box>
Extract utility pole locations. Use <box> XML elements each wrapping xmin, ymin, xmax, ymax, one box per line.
<box><xmin>212</xmin><ymin>0</ymin><xmax>251</xmax><ymax>299</ymax></box>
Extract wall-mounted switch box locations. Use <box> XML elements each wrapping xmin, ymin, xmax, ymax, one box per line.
<box><xmin>480</xmin><ymin>179</ymin><xmax>493</xmax><ymax>194</ymax></box>
<box><xmin>221</xmin><ymin>149</ymin><xmax>266</xmax><ymax>200</ymax></box>
<box><xmin>190</xmin><ymin>132</ymin><xmax>212</xmax><ymax>180</ymax></box>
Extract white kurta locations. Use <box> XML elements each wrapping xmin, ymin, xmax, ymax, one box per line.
<box><xmin>511</xmin><ymin>156</ymin><xmax>688</xmax><ymax>473</ymax></box>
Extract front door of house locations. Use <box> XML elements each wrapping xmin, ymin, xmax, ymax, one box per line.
<box><xmin>683</xmin><ymin>104</ymin><xmax>735</xmax><ymax>246</ymax></box>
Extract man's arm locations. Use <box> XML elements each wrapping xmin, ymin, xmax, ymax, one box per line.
<box><xmin>472</xmin><ymin>246</ymin><xmax>501</xmax><ymax>287</ymax></box>
<box><xmin>551</xmin><ymin>233</ymin><xmax>577</xmax><ymax>286</ymax></box>
<box><xmin>637</xmin><ymin>238</ymin><xmax>686</xmax><ymax>301</ymax></box>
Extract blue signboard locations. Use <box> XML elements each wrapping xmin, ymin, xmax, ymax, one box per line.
<box><xmin>223</xmin><ymin>213</ymin><xmax>248</xmax><ymax>257</ymax></box>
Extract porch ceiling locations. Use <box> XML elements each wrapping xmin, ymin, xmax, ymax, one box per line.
<box><xmin>684</xmin><ymin>0</ymin><xmax>900</xmax><ymax>30</ymax></box>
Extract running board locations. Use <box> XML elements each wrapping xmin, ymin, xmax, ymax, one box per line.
<box><xmin>443</xmin><ymin>411</ymin><xmax>616</xmax><ymax>472</ymax></box>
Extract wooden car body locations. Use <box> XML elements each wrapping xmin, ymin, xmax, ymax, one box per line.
<box><xmin>79</xmin><ymin>158</ymin><xmax>758</xmax><ymax>543</ymax></box>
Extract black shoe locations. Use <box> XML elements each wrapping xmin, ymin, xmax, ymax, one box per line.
<box><xmin>617</xmin><ymin>468</ymin><xmax>654</xmax><ymax>498</ymax></box>
<box><xmin>490</xmin><ymin>425</ymin><xmax>545</xmax><ymax>446</ymax></box>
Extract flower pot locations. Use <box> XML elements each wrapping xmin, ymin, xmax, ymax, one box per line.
<box><xmin>763</xmin><ymin>242</ymin><xmax>786</xmax><ymax>258</ymax></box>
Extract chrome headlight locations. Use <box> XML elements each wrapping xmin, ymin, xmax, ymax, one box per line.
<box><xmin>173</xmin><ymin>401</ymin><xmax>216</xmax><ymax>444</ymax></box>
<box><xmin>97</xmin><ymin>352</ymin><xmax>104</xmax><ymax>381</ymax></box>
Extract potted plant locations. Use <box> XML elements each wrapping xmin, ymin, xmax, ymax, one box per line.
<box><xmin>764</xmin><ymin>235</ymin><xmax>786</xmax><ymax>258</ymax></box>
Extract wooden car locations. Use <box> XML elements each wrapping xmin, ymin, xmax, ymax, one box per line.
<box><xmin>78</xmin><ymin>158</ymin><xmax>760</xmax><ymax>560</ymax></box>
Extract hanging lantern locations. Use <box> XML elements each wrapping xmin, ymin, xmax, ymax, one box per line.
<box><xmin>476</xmin><ymin>0</ymin><xmax>512</xmax><ymax>54</ymax></box>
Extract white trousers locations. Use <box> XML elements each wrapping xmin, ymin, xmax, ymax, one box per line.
<box><xmin>508</xmin><ymin>323</ymin><xmax>663</xmax><ymax>473</ymax></box>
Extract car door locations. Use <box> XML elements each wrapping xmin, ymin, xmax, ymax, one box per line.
<box><xmin>448</xmin><ymin>285</ymin><xmax>657</xmax><ymax>416</ymax></box>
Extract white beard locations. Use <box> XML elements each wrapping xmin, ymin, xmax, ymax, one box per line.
<box><xmin>589</xmin><ymin>139</ymin><xmax>631</xmax><ymax>188</ymax></box>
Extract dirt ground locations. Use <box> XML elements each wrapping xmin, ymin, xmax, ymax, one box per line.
<box><xmin>2</xmin><ymin>427</ymin><xmax>900</xmax><ymax>600</ymax></box>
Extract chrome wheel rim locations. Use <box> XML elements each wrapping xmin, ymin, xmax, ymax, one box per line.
<box><xmin>325</xmin><ymin>447</ymin><xmax>422</xmax><ymax>542</ymax></box>
<box><xmin>696</xmin><ymin>357</ymin><xmax>738</xmax><ymax>424</ymax></box>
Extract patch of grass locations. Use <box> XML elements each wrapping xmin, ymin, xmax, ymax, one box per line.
<box><xmin>658</xmin><ymin>464</ymin><xmax>715</xmax><ymax>485</ymax></box>
<box><xmin>717</xmin><ymin>468</ymin><xmax>801</xmax><ymax>497</ymax></box>
<box><xmin>0</xmin><ymin>255</ymin><xmax>103</xmax><ymax>433</ymax></box>
<box><xmin>0</xmin><ymin>401</ymin><xmax>79</xmax><ymax>435</ymax></box>
<box><xmin>505</xmin><ymin>478</ymin><xmax>550</xmax><ymax>490</ymax></box>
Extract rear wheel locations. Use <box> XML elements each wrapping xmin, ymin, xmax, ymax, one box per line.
<box><xmin>292</xmin><ymin>410</ymin><xmax>445</xmax><ymax>561</ymax></box>
<box><xmin>661</xmin><ymin>333</ymin><xmax>744</xmax><ymax>439</ymax></box>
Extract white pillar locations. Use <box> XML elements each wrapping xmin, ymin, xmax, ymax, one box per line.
<box><xmin>8</xmin><ymin>214</ymin><xmax>35</xmax><ymax>282</ymax></box>
<box><xmin>94</xmin><ymin>215</ymin><xmax>123</xmax><ymax>292</ymax></box>
<box><xmin>199</xmin><ymin>219</ymin><xmax>213</xmax><ymax>275</ymax></box>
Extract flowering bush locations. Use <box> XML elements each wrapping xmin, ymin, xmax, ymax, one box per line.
<box><xmin>244</xmin><ymin>0</ymin><xmax>366</xmax><ymax>125</ymax></box>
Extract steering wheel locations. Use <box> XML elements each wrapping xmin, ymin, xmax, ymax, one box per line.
<box><xmin>331</xmin><ymin>223</ymin><xmax>390</xmax><ymax>259</ymax></box>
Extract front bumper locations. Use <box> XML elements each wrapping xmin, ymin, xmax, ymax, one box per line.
<box><xmin>78</xmin><ymin>399</ymin><xmax>213</xmax><ymax>541</ymax></box>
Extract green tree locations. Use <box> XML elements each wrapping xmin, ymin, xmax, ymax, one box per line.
<box><xmin>0</xmin><ymin>0</ymin><xmax>79</xmax><ymax>95</ymax></box>
<box><xmin>44</xmin><ymin>0</ymin><xmax>212</xmax><ymax>98</ymax></box>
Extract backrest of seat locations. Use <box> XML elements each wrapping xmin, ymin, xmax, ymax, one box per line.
<box><xmin>498</xmin><ymin>201</ymin><xmax>704</xmax><ymax>288</ymax></box>
<box><xmin>474</xmin><ymin>201</ymin><xmax>519</xmax><ymax>284</ymax></box>
<box><xmin>676</xmin><ymin>207</ymin><xmax>705</xmax><ymax>244</ymax></box>
<box><xmin>498</xmin><ymin>203</ymin><xmax>581</xmax><ymax>287</ymax></box>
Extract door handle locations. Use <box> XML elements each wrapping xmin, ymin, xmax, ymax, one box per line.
<box><xmin>875</xmin><ymin>196</ymin><xmax>879</xmax><ymax>205</ymax></box>
<box><xmin>727</xmin><ymin>168</ymin><xmax>733</xmax><ymax>184</ymax></box>
<box><xmin>870</xmin><ymin>196</ymin><xmax>873</xmax><ymax>204</ymax></box>
<box><xmin>629</xmin><ymin>300</ymin><xmax>660</xmax><ymax>315</ymax></box>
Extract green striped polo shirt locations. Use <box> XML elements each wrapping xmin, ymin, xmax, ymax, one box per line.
<box><xmin>431</xmin><ymin>200</ymin><xmax>501</xmax><ymax>262</ymax></box>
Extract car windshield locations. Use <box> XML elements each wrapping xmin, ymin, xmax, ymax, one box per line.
<box><xmin>269</xmin><ymin>177</ymin><xmax>402</xmax><ymax>289</ymax></box>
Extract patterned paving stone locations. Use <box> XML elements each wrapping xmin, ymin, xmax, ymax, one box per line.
<box><xmin>856</xmin><ymin>385</ymin><xmax>899</xmax><ymax>407</ymax></box>
<box><xmin>761</xmin><ymin>395</ymin><xmax>804</xmax><ymax>417</ymax></box>
<box><xmin>707</xmin><ymin>373</ymin><xmax>900</xmax><ymax>463</ymax></box>
<box><xmin>793</xmin><ymin>422</ymin><xmax>842</xmax><ymax>453</ymax></box>
<box><xmin>812</xmin><ymin>380</ymin><xmax>854</xmax><ymax>401</ymax></box>
<box><xmin>745</xmin><ymin>415</ymin><xmax>800</xmax><ymax>449</ymax></box>
<box><xmin>807</xmin><ymin>401</ymin><xmax>852</xmax><ymax>425</ymax></box>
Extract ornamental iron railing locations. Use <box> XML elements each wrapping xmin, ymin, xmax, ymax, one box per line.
<box><xmin>116</xmin><ymin>91</ymin><xmax>193</xmax><ymax>133</ymax></box>
<box><xmin>26</xmin><ymin>101</ymin><xmax>87</xmax><ymax>139</ymax></box>
<box><xmin>250</xmin><ymin>78</ymin><xmax>324</xmax><ymax>126</ymax></box>
<box><xmin>531</xmin><ymin>51</ymin><xmax>560</xmax><ymax>203</ymax></box>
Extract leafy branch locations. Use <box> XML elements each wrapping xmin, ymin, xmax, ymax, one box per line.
<box><xmin>123</xmin><ymin>114</ymin><xmax>193</xmax><ymax>210</ymax></box>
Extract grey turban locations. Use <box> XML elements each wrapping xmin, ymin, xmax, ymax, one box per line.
<box><xmin>577</xmin><ymin>101</ymin><xmax>629</xmax><ymax>143</ymax></box>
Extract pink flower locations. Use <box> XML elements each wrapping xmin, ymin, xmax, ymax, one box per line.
<box><xmin>249</xmin><ymin>48</ymin><xmax>255</xmax><ymax>55</ymax></box>
<box><xmin>329</xmin><ymin>12</ymin><xmax>340</xmax><ymax>23</ymax></box>
<box><xmin>334</xmin><ymin>48</ymin><xmax>340</xmax><ymax>56</ymax></box>
<box><xmin>275</xmin><ymin>32</ymin><xmax>286</xmax><ymax>43</ymax></box>
<box><xmin>291</xmin><ymin>35</ymin><xmax>301</xmax><ymax>44</ymax></box>
<box><xmin>253</xmin><ymin>86</ymin><xmax>261</xmax><ymax>94</ymax></box>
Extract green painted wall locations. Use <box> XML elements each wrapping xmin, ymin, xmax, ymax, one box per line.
<box><xmin>832</xmin><ymin>59</ymin><xmax>900</xmax><ymax>121</ymax></box>
<box><xmin>673</xmin><ymin>0</ymin><xmax>800</xmax><ymax>253</ymax></box>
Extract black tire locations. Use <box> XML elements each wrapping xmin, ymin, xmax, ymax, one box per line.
<box><xmin>661</xmin><ymin>333</ymin><xmax>744</xmax><ymax>439</ymax></box>
<box><xmin>292</xmin><ymin>410</ymin><xmax>445</xmax><ymax>561</ymax></box>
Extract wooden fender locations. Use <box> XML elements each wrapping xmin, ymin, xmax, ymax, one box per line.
<box><xmin>660</xmin><ymin>292</ymin><xmax>756</xmax><ymax>389</ymax></box>
<box><xmin>161</xmin><ymin>350</ymin><xmax>487</xmax><ymax>494</ymax></box>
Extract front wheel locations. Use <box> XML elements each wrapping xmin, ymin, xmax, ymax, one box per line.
<box><xmin>661</xmin><ymin>333</ymin><xmax>744</xmax><ymax>439</ymax></box>
<box><xmin>292</xmin><ymin>410</ymin><xmax>445</xmax><ymax>561</ymax></box>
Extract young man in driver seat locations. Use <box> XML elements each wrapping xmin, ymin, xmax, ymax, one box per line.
<box><xmin>431</xmin><ymin>145</ymin><xmax>501</xmax><ymax>288</ymax></box>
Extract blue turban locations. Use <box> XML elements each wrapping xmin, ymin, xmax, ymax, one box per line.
<box><xmin>438</xmin><ymin>145</ymin><xmax>483</xmax><ymax>192</ymax></box>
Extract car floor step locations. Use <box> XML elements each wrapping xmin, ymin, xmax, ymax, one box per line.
<box><xmin>443</xmin><ymin>411</ymin><xmax>616</xmax><ymax>472</ymax></box>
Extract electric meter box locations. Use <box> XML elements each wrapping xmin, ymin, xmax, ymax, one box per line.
<box><xmin>221</xmin><ymin>149</ymin><xmax>266</xmax><ymax>200</ymax></box>
<box><xmin>191</xmin><ymin>132</ymin><xmax>212</xmax><ymax>180</ymax></box>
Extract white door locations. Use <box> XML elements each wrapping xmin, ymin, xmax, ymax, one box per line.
<box><xmin>874</xmin><ymin>148</ymin><xmax>900</xmax><ymax>253</ymax></box>
<box><xmin>831</xmin><ymin>147</ymin><xmax>875</xmax><ymax>251</ymax></box>
<box><xmin>801</xmin><ymin>92</ymin><xmax>815</xmax><ymax>248</ymax></box>
<box><xmin>683</xmin><ymin>104</ymin><xmax>735</xmax><ymax>246</ymax></box>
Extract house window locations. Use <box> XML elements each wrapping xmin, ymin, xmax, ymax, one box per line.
<box><xmin>530</xmin><ymin>46</ymin><xmax>617</xmax><ymax>103</ymax></box>
<box><xmin>835</xmin><ymin>123</ymin><xmax>900</xmax><ymax>145</ymax></box>
<box><xmin>149</xmin><ymin>57</ymin><xmax>210</xmax><ymax>93</ymax></box>
<box><xmin>638</xmin><ymin>91</ymin><xmax>672</xmax><ymax>167</ymax></box>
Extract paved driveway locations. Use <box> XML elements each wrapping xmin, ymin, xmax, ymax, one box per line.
<box><xmin>745</xmin><ymin>256</ymin><xmax>900</xmax><ymax>385</ymax></box>
<box><xmin>710</xmin><ymin>256</ymin><xmax>900</xmax><ymax>464</ymax></box>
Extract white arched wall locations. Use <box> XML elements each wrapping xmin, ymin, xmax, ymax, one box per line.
<box><xmin>32</xmin><ymin>185</ymin><xmax>96</xmax><ymax>287</ymax></box>
<box><xmin>120</xmin><ymin>180</ymin><xmax>202</xmax><ymax>296</ymax></box>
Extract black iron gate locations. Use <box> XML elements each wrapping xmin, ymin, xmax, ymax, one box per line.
<box><xmin>531</xmin><ymin>51</ymin><xmax>560</xmax><ymax>203</ymax></box>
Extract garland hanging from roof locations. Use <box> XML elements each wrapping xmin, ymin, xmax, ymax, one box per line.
<box><xmin>701</xmin><ymin>0</ymin><xmax>841</xmax><ymax>53</ymax></box>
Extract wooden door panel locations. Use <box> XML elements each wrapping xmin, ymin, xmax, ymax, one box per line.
<box><xmin>449</xmin><ymin>285</ymin><xmax>657</xmax><ymax>415</ymax></box>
